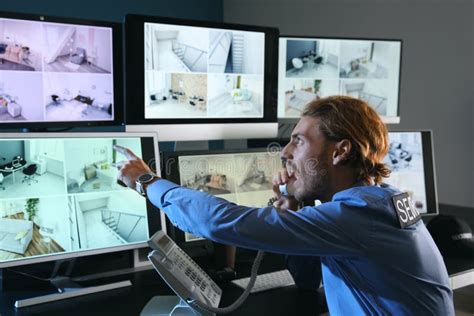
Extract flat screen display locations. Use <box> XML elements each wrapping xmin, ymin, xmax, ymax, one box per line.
<box><xmin>0</xmin><ymin>12</ymin><xmax>123</xmax><ymax>128</ymax></box>
<box><xmin>0</xmin><ymin>133</ymin><xmax>161</xmax><ymax>268</ymax></box>
<box><xmin>278</xmin><ymin>37</ymin><xmax>402</xmax><ymax>123</ymax></box>
<box><xmin>163</xmin><ymin>148</ymin><xmax>282</xmax><ymax>242</ymax></box>
<box><xmin>125</xmin><ymin>14</ymin><xmax>279</xmax><ymax>137</ymax></box>
<box><xmin>144</xmin><ymin>23</ymin><xmax>265</xmax><ymax>119</ymax></box>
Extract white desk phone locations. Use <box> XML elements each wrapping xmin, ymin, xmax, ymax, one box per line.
<box><xmin>142</xmin><ymin>230</ymin><xmax>264</xmax><ymax>316</ymax></box>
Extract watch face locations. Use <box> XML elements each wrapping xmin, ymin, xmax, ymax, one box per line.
<box><xmin>138</xmin><ymin>173</ymin><xmax>154</xmax><ymax>183</ymax></box>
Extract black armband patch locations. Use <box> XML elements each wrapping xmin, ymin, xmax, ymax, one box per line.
<box><xmin>392</xmin><ymin>192</ymin><xmax>421</xmax><ymax>228</ymax></box>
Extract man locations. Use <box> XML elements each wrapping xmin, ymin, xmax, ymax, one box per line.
<box><xmin>116</xmin><ymin>96</ymin><xmax>454</xmax><ymax>315</ymax></box>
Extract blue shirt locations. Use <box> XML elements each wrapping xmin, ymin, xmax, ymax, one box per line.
<box><xmin>148</xmin><ymin>179</ymin><xmax>454</xmax><ymax>315</ymax></box>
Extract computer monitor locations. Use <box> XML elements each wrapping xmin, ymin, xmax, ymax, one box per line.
<box><xmin>0</xmin><ymin>132</ymin><xmax>163</xmax><ymax>269</ymax></box>
<box><xmin>384</xmin><ymin>130</ymin><xmax>438</xmax><ymax>215</ymax></box>
<box><xmin>125</xmin><ymin>14</ymin><xmax>279</xmax><ymax>141</ymax></box>
<box><xmin>278</xmin><ymin>36</ymin><xmax>402</xmax><ymax>123</ymax></box>
<box><xmin>0</xmin><ymin>11</ymin><xmax>124</xmax><ymax>130</ymax></box>
<box><xmin>162</xmin><ymin>147</ymin><xmax>282</xmax><ymax>244</ymax></box>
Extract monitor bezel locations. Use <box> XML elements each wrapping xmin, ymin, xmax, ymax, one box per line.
<box><xmin>0</xmin><ymin>132</ymin><xmax>163</xmax><ymax>269</ymax></box>
<box><xmin>278</xmin><ymin>35</ymin><xmax>403</xmax><ymax>124</ymax></box>
<box><xmin>0</xmin><ymin>10</ymin><xmax>124</xmax><ymax>130</ymax></box>
<box><xmin>125</xmin><ymin>14</ymin><xmax>279</xmax><ymax>126</ymax></box>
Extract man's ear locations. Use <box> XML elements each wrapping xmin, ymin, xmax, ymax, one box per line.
<box><xmin>332</xmin><ymin>139</ymin><xmax>352</xmax><ymax>166</ymax></box>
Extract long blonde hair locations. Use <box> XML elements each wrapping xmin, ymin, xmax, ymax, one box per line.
<box><xmin>302</xmin><ymin>96</ymin><xmax>391</xmax><ymax>184</ymax></box>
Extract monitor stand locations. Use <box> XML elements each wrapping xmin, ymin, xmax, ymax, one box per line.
<box><xmin>3</xmin><ymin>258</ymin><xmax>132</xmax><ymax>308</ymax></box>
<box><xmin>141</xmin><ymin>296</ymin><xmax>210</xmax><ymax>316</ymax></box>
<box><xmin>14</xmin><ymin>277</ymin><xmax>132</xmax><ymax>308</ymax></box>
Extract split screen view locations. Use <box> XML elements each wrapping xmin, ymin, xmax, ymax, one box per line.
<box><xmin>278</xmin><ymin>38</ymin><xmax>401</xmax><ymax>120</ymax></box>
<box><xmin>144</xmin><ymin>22</ymin><xmax>265</xmax><ymax>119</ymax></box>
<box><xmin>0</xmin><ymin>137</ymin><xmax>149</xmax><ymax>264</ymax></box>
<box><xmin>0</xmin><ymin>18</ymin><xmax>114</xmax><ymax>123</ymax></box>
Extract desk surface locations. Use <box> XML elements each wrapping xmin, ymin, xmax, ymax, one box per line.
<box><xmin>0</xmin><ymin>159</ymin><xmax>27</xmax><ymax>171</ymax></box>
<box><xmin>0</xmin><ymin>268</ymin><xmax>326</xmax><ymax>316</ymax></box>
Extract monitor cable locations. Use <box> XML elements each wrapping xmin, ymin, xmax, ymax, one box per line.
<box><xmin>6</xmin><ymin>268</ymin><xmax>52</xmax><ymax>282</ymax></box>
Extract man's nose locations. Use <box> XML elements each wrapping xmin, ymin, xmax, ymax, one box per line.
<box><xmin>281</xmin><ymin>143</ymin><xmax>293</xmax><ymax>161</ymax></box>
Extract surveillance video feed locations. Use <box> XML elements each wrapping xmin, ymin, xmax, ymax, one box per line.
<box><xmin>0</xmin><ymin>18</ymin><xmax>115</xmax><ymax>124</ymax></box>
<box><xmin>144</xmin><ymin>22</ymin><xmax>265</xmax><ymax>119</ymax></box>
<box><xmin>278</xmin><ymin>37</ymin><xmax>401</xmax><ymax>120</ymax></box>
<box><xmin>0</xmin><ymin>137</ymin><xmax>149</xmax><ymax>264</ymax></box>
<box><xmin>177</xmin><ymin>151</ymin><xmax>281</xmax><ymax>241</ymax></box>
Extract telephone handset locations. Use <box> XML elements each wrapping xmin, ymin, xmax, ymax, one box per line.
<box><xmin>279</xmin><ymin>184</ymin><xmax>290</xmax><ymax>196</ymax></box>
<box><xmin>147</xmin><ymin>230</ymin><xmax>264</xmax><ymax>315</ymax></box>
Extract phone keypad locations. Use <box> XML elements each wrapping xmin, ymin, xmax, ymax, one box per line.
<box><xmin>168</xmin><ymin>247</ymin><xmax>222</xmax><ymax>307</ymax></box>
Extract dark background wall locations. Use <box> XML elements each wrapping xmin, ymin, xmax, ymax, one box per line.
<box><xmin>0</xmin><ymin>0</ymin><xmax>222</xmax><ymax>22</ymax></box>
<box><xmin>224</xmin><ymin>0</ymin><xmax>474</xmax><ymax>208</ymax></box>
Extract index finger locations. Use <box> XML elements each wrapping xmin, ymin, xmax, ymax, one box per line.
<box><xmin>114</xmin><ymin>145</ymin><xmax>138</xmax><ymax>160</ymax></box>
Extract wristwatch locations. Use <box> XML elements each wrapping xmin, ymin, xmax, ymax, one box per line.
<box><xmin>136</xmin><ymin>173</ymin><xmax>158</xmax><ymax>197</ymax></box>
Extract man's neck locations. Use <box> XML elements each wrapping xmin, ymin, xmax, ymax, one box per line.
<box><xmin>320</xmin><ymin>171</ymin><xmax>362</xmax><ymax>202</ymax></box>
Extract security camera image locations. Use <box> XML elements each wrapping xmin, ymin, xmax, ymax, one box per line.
<box><xmin>64</xmin><ymin>138</ymin><xmax>142</xmax><ymax>194</ymax></box>
<box><xmin>208</xmin><ymin>30</ymin><xmax>264</xmax><ymax>75</ymax></box>
<box><xmin>339</xmin><ymin>41</ymin><xmax>399</xmax><ymax>79</ymax></box>
<box><xmin>383</xmin><ymin>132</ymin><xmax>427</xmax><ymax>213</ymax></box>
<box><xmin>0</xmin><ymin>72</ymin><xmax>44</xmax><ymax>122</ymax></box>
<box><xmin>145</xmin><ymin>23</ymin><xmax>208</xmax><ymax>73</ymax></box>
<box><xmin>68</xmin><ymin>190</ymin><xmax>148</xmax><ymax>250</ymax></box>
<box><xmin>282</xmin><ymin>79</ymin><xmax>339</xmax><ymax>118</ymax></box>
<box><xmin>207</xmin><ymin>74</ymin><xmax>263</xmax><ymax>118</ymax></box>
<box><xmin>0</xmin><ymin>19</ymin><xmax>43</xmax><ymax>72</ymax></box>
<box><xmin>145</xmin><ymin>72</ymin><xmax>208</xmax><ymax>119</ymax></box>
<box><xmin>278</xmin><ymin>37</ymin><xmax>401</xmax><ymax>120</ymax></box>
<box><xmin>0</xmin><ymin>18</ymin><xmax>115</xmax><ymax>124</ymax></box>
<box><xmin>177</xmin><ymin>151</ymin><xmax>281</xmax><ymax>241</ymax></box>
<box><xmin>0</xmin><ymin>136</ymin><xmax>150</xmax><ymax>265</ymax></box>
<box><xmin>0</xmin><ymin>139</ymin><xmax>67</xmax><ymax>200</ymax></box>
<box><xmin>44</xmin><ymin>72</ymin><xmax>113</xmax><ymax>121</ymax></box>
<box><xmin>340</xmin><ymin>79</ymin><xmax>389</xmax><ymax>116</ymax></box>
<box><xmin>285</xmin><ymin>39</ymin><xmax>339</xmax><ymax>79</ymax></box>
<box><xmin>0</xmin><ymin>196</ymin><xmax>69</xmax><ymax>261</ymax></box>
<box><xmin>42</xmin><ymin>24</ymin><xmax>112</xmax><ymax>74</ymax></box>
<box><xmin>143</xmin><ymin>22</ymin><xmax>265</xmax><ymax>120</ymax></box>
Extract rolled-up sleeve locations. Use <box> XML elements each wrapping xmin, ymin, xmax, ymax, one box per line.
<box><xmin>147</xmin><ymin>179</ymin><xmax>373</xmax><ymax>257</ymax></box>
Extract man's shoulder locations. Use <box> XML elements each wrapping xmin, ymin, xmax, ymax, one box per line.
<box><xmin>334</xmin><ymin>183</ymin><xmax>401</xmax><ymax>204</ymax></box>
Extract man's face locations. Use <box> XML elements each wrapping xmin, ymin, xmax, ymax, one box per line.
<box><xmin>281</xmin><ymin>116</ymin><xmax>332</xmax><ymax>202</ymax></box>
